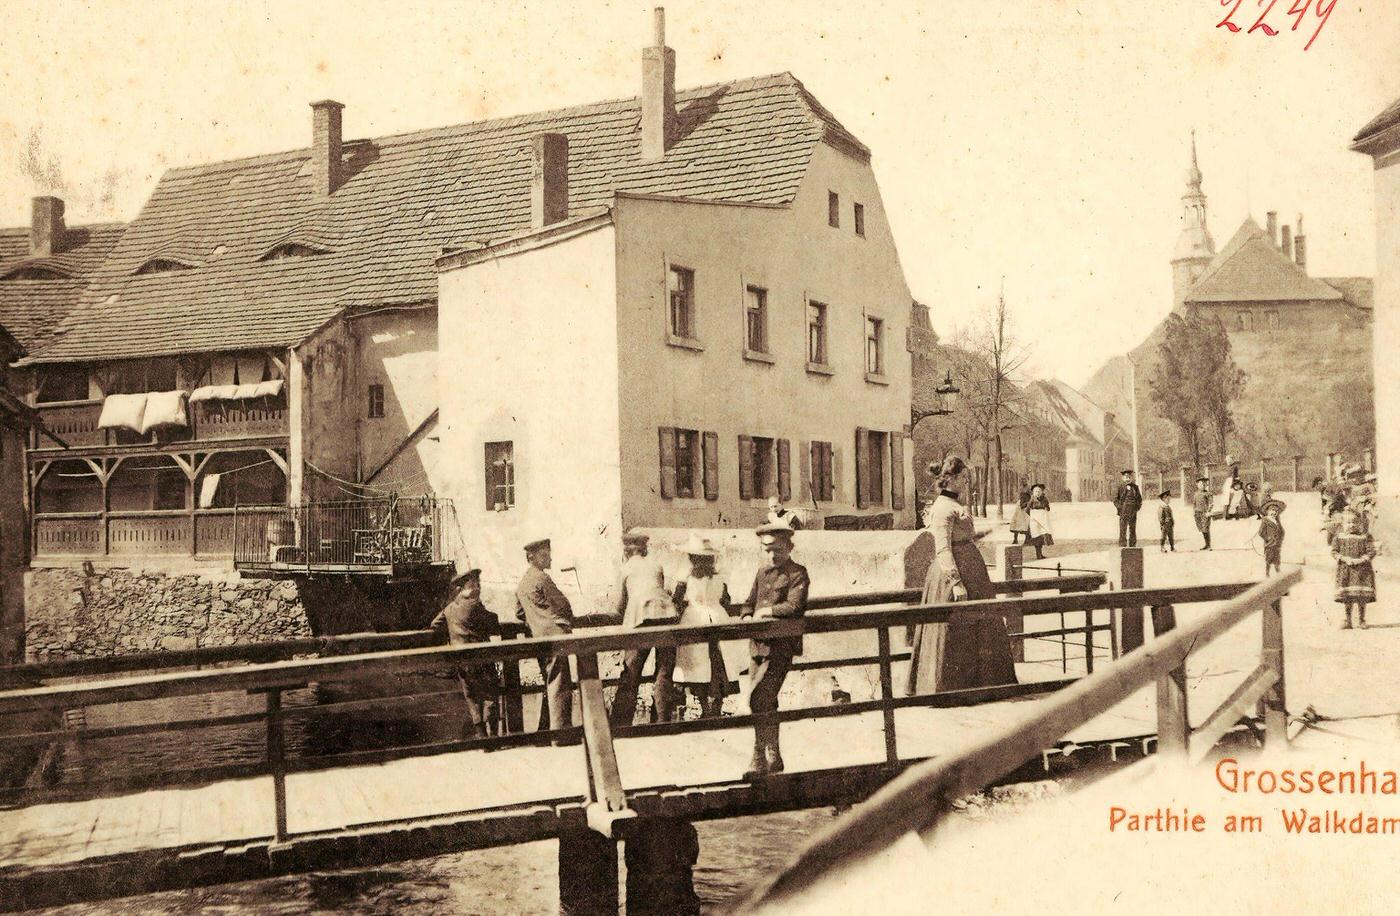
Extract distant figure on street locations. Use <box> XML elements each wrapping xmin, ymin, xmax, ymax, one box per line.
<box><xmin>1157</xmin><ymin>490</ymin><xmax>1175</xmax><ymax>552</ymax></box>
<box><xmin>1113</xmin><ymin>470</ymin><xmax>1143</xmax><ymax>547</ymax></box>
<box><xmin>672</xmin><ymin>535</ymin><xmax>746</xmax><ymax>719</ymax></box>
<box><xmin>739</xmin><ymin>517</ymin><xmax>809</xmax><ymax>779</ymax></box>
<box><xmin>610</xmin><ymin>533</ymin><xmax>678</xmax><ymax>728</ymax></box>
<box><xmin>515</xmin><ymin>537</ymin><xmax>575</xmax><ymax>741</ymax></box>
<box><xmin>1225</xmin><ymin>479</ymin><xmax>1250</xmax><ymax>519</ymax></box>
<box><xmin>1024</xmin><ymin>483</ymin><xmax>1052</xmax><ymax>560</ymax></box>
<box><xmin>1194</xmin><ymin>477</ymin><xmax>1214</xmax><ymax>550</ymax></box>
<box><xmin>766</xmin><ymin>496</ymin><xmax>804</xmax><ymax>530</ymax></box>
<box><xmin>430</xmin><ymin>568</ymin><xmax>500</xmax><ymax>739</ymax></box>
<box><xmin>908</xmin><ymin>456</ymin><xmax>1017</xmax><ymax>697</ymax></box>
<box><xmin>1333</xmin><ymin>508</ymin><xmax>1377</xmax><ymax>629</ymax></box>
<box><xmin>1010</xmin><ymin>485</ymin><xmax>1031</xmax><ymax>545</ymax></box>
<box><xmin>1258</xmin><ymin>500</ymin><xmax>1286</xmax><ymax>577</ymax></box>
<box><xmin>1313</xmin><ymin>476</ymin><xmax>1328</xmax><ymax>514</ymax></box>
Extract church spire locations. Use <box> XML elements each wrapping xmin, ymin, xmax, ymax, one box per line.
<box><xmin>1172</xmin><ymin>131</ymin><xmax>1216</xmax><ymax>309</ymax></box>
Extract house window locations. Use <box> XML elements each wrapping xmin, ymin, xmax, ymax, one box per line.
<box><xmin>485</xmin><ymin>441</ymin><xmax>515</xmax><ymax>510</ymax></box>
<box><xmin>745</xmin><ymin>285</ymin><xmax>768</xmax><ymax>354</ymax></box>
<box><xmin>367</xmin><ymin>384</ymin><xmax>385</xmax><ymax>418</ymax></box>
<box><xmin>865</xmin><ymin>316</ymin><xmax>885</xmax><ymax>376</ymax></box>
<box><xmin>854</xmin><ymin>203</ymin><xmax>866</xmax><ymax>237</ymax></box>
<box><xmin>1266</xmin><ymin>310</ymin><xmax>1279</xmax><ymax>330</ymax></box>
<box><xmin>810</xmin><ymin>440</ymin><xmax>834</xmax><ymax>501</ymax></box>
<box><xmin>1237</xmin><ymin>311</ymin><xmax>1253</xmax><ymax>331</ymax></box>
<box><xmin>867</xmin><ymin>430</ymin><xmax>888</xmax><ymax>505</ymax></box>
<box><xmin>740</xmin><ymin>435</ymin><xmax>776</xmax><ymax>500</ymax></box>
<box><xmin>36</xmin><ymin>365</ymin><xmax>89</xmax><ymax>403</ymax></box>
<box><xmin>674</xmin><ymin>428</ymin><xmax>701</xmax><ymax>498</ymax></box>
<box><xmin>659</xmin><ymin>427</ymin><xmax>719</xmax><ymax>500</ymax></box>
<box><xmin>668</xmin><ymin>266</ymin><xmax>696</xmax><ymax>340</ymax></box>
<box><xmin>828</xmin><ymin>192</ymin><xmax>840</xmax><ymax>228</ymax></box>
<box><xmin>808</xmin><ymin>301</ymin><xmax>829</xmax><ymax>366</ymax></box>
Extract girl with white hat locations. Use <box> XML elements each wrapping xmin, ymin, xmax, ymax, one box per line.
<box><xmin>671</xmin><ymin>534</ymin><xmax>747</xmax><ymax>718</ymax></box>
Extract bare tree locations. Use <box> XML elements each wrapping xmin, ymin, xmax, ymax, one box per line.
<box><xmin>951</xmin><ymin>288</ymin><xmax>1032</xmax><ymax>518</ymax></box>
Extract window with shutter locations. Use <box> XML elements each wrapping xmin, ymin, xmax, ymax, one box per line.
<box><xmin>890</xmin><ymin>433</ymin><xmax>906</xmax><ymax>510</ymax></box>
<box><xmin>854</xmin><ymin>427</ymin><xmax>869</xmax><ymax>509</ymax></box>
<box><xmin>737</xmin><ymin>435</ymin><xmax>753</xmax><ymax>500</ymax></box>
<box><xmin>777</xmin><ymin>439</ymin><xmax>791</xmax><ymax>502</ymax></box>
<box><xmin>703</xmin><ymin>431</ymin><xmax>719</xmax><ymax>500</ymax></box>
<box><xmin>811</xmin><ymin>441</ymin><xmax>834</xmax><ymax>502</ymax></box>
<box><xmin>674</xmin><ymin>428</ymin><xmax>701</xmax><ymax>497</ymax></box>
<box><xmin>658</xmin><ymin>427</ymin><xmax>677</xmax><ymax>498</ymax></box>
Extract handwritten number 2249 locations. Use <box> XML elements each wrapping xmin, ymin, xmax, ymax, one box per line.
<box><xmin>1217</xmin><ymin>0</ymin><xmax>1337</xmax><ymax>51</ymax></box>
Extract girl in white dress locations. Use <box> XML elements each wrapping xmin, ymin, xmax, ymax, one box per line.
<box><xmin>671</xmin><ymin>536</ymin><xmax>747</xmax><ymax>718</ymax></box>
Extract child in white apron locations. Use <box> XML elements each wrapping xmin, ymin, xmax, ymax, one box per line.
<box><xmin>672</xmin><ymin>536</ymin><xmax>748</xmax><ymax>717</ymax></box>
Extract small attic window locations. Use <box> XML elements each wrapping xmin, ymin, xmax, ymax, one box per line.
<box><xmin>211</xmin><ymin>244</ymin><xmax>228</xmax><ymax>259</ymax></box>
<box><xmin>260</xmin><ymin>242</ymin><xmax>327</xmax><ymax>262</ymax></box>
<box><xmin>133</xmin><ymin>257</ymin><xmax>195</xmax><ymax>276</ymax></box>
<box><xmin>2</xmin><ymin>265</ymin><xmax>72</xmax><ymax>281</ymax></box>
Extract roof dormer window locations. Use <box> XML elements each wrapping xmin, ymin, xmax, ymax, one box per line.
<box><xmin>133</xmin><ymin>257</ymin><xmax>195</xmax><ymax>276</ymax></box>
<box><xmin>259</xmin><ymin>242</ymin><xmax>328</xmax><ymax>262</ymax></box>
<box><xmin>1</xmin><ymin>265</ymin><xmax>72</xmax><ymax>281</ymax></box>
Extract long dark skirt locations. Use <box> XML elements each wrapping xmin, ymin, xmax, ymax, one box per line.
<box><xmin>907</xmin><ymin>542</ymin><xmax>1018</xmax><ymax>694</ymax></box>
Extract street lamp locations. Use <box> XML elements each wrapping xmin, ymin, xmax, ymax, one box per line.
<box><xmin>911</xmin><ymin>369</ymin><xmax>961</xmax><ymax>429</ymax></box>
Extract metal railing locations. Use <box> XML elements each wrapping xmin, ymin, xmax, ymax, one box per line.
<box><xmin>233</xmin><ymin>496</ymin><xmax>449</xmax><ymax>571</ymax></box>
<box><xmin>737</xmin><ymin>569</ymin><xmax>1300</xmax><ymax>911</ymax></box>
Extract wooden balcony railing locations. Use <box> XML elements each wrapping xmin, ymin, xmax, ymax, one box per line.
<box><xmin>30</xmin><ymin>397</ymin><xmax>288</xmax><ymax>451</ymax></box>
<box><xmin>33</xmin><ymin>508</ymin><xmax>286</xmax><ymax>560</ymax></box>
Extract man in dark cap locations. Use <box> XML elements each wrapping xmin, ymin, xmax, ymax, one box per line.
<box><xmin>515</xmin><ymin>537</ymin><xmax>575</xmax><ymax>740</ymax></box>
<box><xmin>739</xmin><ymin>518</ymin><xmax>809</xmax><ymax>779</ymax></box>
<box><xmin>430</xmin><ymin>568</ymin><xmax>500</xmax><ymax>739</ymax></box>
<box><xmin>1113</xmin><ymin>470</ymin><xmax>1143</xmax><ymax>548</ymax></box>
<box><xmin>610</xmin><ymin>532</ymin><xmax>679</xmax><ymax>727</ymax></box>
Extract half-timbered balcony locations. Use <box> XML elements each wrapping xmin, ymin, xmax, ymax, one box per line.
<box><xmin>28</xmin><ymin>396</ymin><xmax>289</xmax><ymax>454</ymax></box>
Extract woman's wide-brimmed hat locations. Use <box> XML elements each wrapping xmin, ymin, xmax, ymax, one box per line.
<box><xmin>682</xmin><ymin>534</ymin><xmax>719</xmax><ymax>557</ymax></box>
<box><xmin>1263</xmin><ymin>499</ymin><xmax>1287</xmax><ymax>514</ymax></box>
<box><xmin>755</xmin><ymin>517</ymin><xmax>796</xmax><ymax>538</ymax></box>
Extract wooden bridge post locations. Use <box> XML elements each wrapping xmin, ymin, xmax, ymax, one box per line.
<box><xmin>265</xmin><ymin>688</ymin><xmax>288</xmax><ymax>842</ymax></box>
<box><xmin>1002</xmin><ymin>545</ymin><xmax>1024</xmax><ymax>662</ymax></box>
<box><xmin>501</xmin><ymin>632</ymin><xmax>525</xmax><ymax>734</ymax></box>
<box><xmin>624</xmin><ymin>818</ymin><xmax>700</xmax><ymax>916</ymax></box>
<box><xmin>1260</xmin><ymin>598</ymin><xmax>1288</xmax><ymax>748</ymax></box>
<box><xmin>1116</xmin><ymin>547</ymin><xmax>1145</xmax><ymax>654</ymax></box>
<box><xmin>558</xmin><ymin>828</ymin><xmax>619</xmax><ymax>916</ymax></box>
<box><xmin>876</xmin><ymin>628</ymin><xmax>898</xmax><ymax>764</ymax></box>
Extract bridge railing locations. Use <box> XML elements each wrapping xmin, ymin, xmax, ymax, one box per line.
<box><xmin>0</xmin><ymin>572</ymin><xmax>1276</xmax><ymax>848</ymax></box>
<box><xmin>737</xmin><ymin>568</ymin><xmax>1300</xmax><ymax>912</ymax></box>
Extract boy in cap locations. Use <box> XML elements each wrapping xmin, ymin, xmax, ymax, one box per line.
<box><xmin>739</xmin><ymin>518</ymin><xmax>809</xmax><ymax>779</ymax></box>
<box><xmin>1113</xmin><ymin>470</ymin><xmax>1143</xmax><ymax>547</ymax></box>
<box><xmin>1157</xmin><ymin>490</ymin><xmax>1175</xmax><ymax>553</ymax></box>
<box><xmin>610</xmin><ymin>532</ymin><xmax>679</xmax><ymax>727</ymax></box>
<box><xmin>1258</xmin><ymin>500</ymin><xmax>1286</xmax><ymax>576</ymax></box>
<box><xmin>430</xmin><ymin>569</ymin><xmax>500</xmax><ymax>739</ymax></box>
<box><xmin>1193</xmin><ymin>477</ymin><xmax>1213</xmax><ymax>550</ymax></box>
<box><xmin>516</xmin><ymin>537</ymin><xmax>575</xmax><ymax>740</ymax></box>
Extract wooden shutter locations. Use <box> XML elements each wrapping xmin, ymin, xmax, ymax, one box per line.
<box><xmin>832</xmin><ymin>443</ymin><xmax>844</xmax><ymax>503</ymax></box>
<box><xmin>890</xmin><ymin>432</ymin><xmax>906</xmax><ymax>511</ymax></box>
<box><xmin>799</xmin><ymin>441</ymin><xmax>812</xmax><ymax>503</ymax></box>
<box><xmin>702</xmin><ymin>431</ymin><xmax>719</xmax><ymax>500</ymax></box>
<box><xmin>821</xmin><ymin>443</ymin><xmax>835</xmax><ymax>501</ymax></box>
<box><xmin>777</xmin><ymin>438</ymin><xmax>792</xmax><ymax>502</ymax></box>
<box><xmin>855</xmin><ymin>427</ymin><xmax>869</xmax><ymax>509</ymax></box>
<box><xmin>658</xmin><ymin>427</ymin><xmax>676</xmax><ymax>499</ymax></box>
<box><xmin>738</xmin><ymin>435</ymin><xmax>753</xmax><ymax>500</ymax></box>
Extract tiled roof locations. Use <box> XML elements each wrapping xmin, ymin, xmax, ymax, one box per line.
<box><xmin>0</xmin><ymin>224</ymin><xmax>124</xmax><ymax>352</ymax></box>
<box><xmin>1321</xmin><ymin>276</ymin><xmax>1373</xmax><ymax>310</ymax></box>
<box><xmin>32</xmin><ymin>72</ymin><xmax>860</xmax><ymax>363</ymax></box>
<box><xmin>1185</xmin><ymin>218</ymin><xmax>1343</xmax><ymax>304</ymax></box>
<box><xmin>1026</xmin><ymin>379</ymin><xmax>1128</xmax><ymax>448</ymax></box>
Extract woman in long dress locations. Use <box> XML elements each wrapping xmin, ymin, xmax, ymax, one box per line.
<box><xmin>1023</xmin><ymin>483</ymin><xmax>1052</xmax><ymax>560</ymax></box>
<box><xmin>1009</xmin><ymin>486</ymin><xmax>1031</xmax><ymax>545</ymax></box>
<box><xmin>907</xmin><ymin>456</ymin><xmax>1019</xmax><ymax>695</ymax></box>
<box><xmin>671</xmin><ymin>536</ymin><xmax>747</xmax><ymax>717</ymax></box>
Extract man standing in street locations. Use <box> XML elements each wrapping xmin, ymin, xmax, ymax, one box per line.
<box><xmin>739</xmin><ymin>518</ymin><xmax>809</xmax><ymax>779</ymax></box>
<box><xmin>515</xmin><ymin>537</ymin><xmax>575</xmax><ymax>742</ymax></box>
<box><xmin>1194</xmin><ymin>477</ymin><xmax>1214</xmax><ymax>550</ymax></box>
<box><xmin>1113</xmin><ymin>469</ymin><xmax>1143</xmax><ymax>547</ymax></box>
<box><xmin>430</xmin><ymin>568</ymin><xmax>500</xmax><ymax>739</ymax></box>
<box><xmin>609</xmin><ymin>533</ymin><xmax>679</xmax><ymax>727</ymax></box>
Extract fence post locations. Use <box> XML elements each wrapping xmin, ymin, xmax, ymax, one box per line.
<box><xmin>266</xmin><ymin>687</ymin><xmax>288</xmax><ymax>842</ymax></box>
<box><xmin>1259</xmin><ymin>457</ymin><xmax>1268</xmax><ymax>491</ymax></box>
<box><xmin>1291</xmin><ymin>455</ymin><xmax>1301</xmax><ymax>492</ymax></box>
<box><xmin>1156</xmin><ymin>662</ymin><xmax>1190</xmax><ymax>759</ymax></box>
<box><xmin>1260</xmin><ymin>598</ymin><xmax>1287</xmax><ymax>748</ymax></box>
<box><xmin>1179</xmin><ymin>466</ymin><xmax>1190</xmax><ymax>508</ymax></box>
<box><xmin>1002</xmin><ymin>545</ymin><xmax>1024</xmax><ymax>662</ymax></box>
<box><xmin>1117</xmin><ymin>547</ymin><xmax>1145</xmax><ymax>653</ymax></box>
<box><xmin>877</xmin><ymin>628</ymin><xmax>899</xmax><ymax>765</ymax></box>
<box><xmin>501</xmin><ymin>633</ymin><xmax>525</xmax><ymax>734</ymax></box>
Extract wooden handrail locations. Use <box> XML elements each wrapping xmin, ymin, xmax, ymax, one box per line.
<box><xmin>0</xmin><ymin>582</ymin><xmax>1253</xmax><ymax>715</ymax></box>
<box><xmin>738</xmin><ymin>569</ymin><xmax>1301</xmax><ymax>911</ymax></box>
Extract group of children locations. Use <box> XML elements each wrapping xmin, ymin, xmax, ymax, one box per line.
<box><xmin>1153</xmin><ymin>478</ymin><xmax>1378</xmax><ymax>630</ymax></box>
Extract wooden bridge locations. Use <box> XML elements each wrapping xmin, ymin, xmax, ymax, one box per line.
<box><xmin>0</xmin><ymin>561</ymin><xmax>1300</xmax><ymax>914</ymax></box>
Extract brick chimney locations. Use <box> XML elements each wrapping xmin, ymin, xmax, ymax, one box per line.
<box><xmin>1281</xmin><ymin>224</ymin><xmax>1293</xmax><ymax>261</ymax></box>
<box><xmin>1294</xmin><ymin>214</ymin><xmax>1308</xmax><ymax>271</ymax></box>
<box><xmin>640</xmin><ymin>7</ymin><xmax>676</xmax><ymax>161</ymax></box>
<box><xmin>310</xmin><ymin>100</ymin><xmax>344</xmax><ymax>197</ymax></box>
<box><xmin>1266</xmin><ymin>211</ymin><xmax>1278</xmax><ymax>246</ymax></box>
<box><xmin>30</xmin><ymin>196</ymin><xmax>65</xmax><ymax>257</ymax></box>
<box><xmin>531</xmin><ymin>133</ymin><xmax>570</xmax><ymax>230</ymax></box>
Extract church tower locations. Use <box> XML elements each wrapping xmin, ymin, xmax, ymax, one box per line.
<box><xmin>1171</xmin><ymin>132</ymin><xmax>1216</xmax><ymax>310</ymax></box>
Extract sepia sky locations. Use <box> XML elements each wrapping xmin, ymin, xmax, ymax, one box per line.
<box><xmin>2</xmin><ymin>0</ymin><xmax>1396</xmax><ymax>386</ymax></box>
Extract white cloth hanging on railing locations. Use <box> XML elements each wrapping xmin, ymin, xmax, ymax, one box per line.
<box><xmin>188</xmin><ymin>379</ymin><xmax>284</xmax><ymax>402</ymax></box>
<box><xmin>198</xmin><ymin>473</ymin><xmax>222</xmax><ymax>508</ymax></box>
<box><xmin>139</xmin><ymin>390</ymin><xmax>189</xmax><ymax>433</ymax></box>
<box><xmin>97</xmin><ymin>393</ymin><xmax>148</xmax><ymax>432</ymax></box>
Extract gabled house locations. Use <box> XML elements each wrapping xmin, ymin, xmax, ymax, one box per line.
<box><xmin>1025</xmin><ymin>379</ymin><xmax>1132</xmax><ymax>503</ymax></box>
